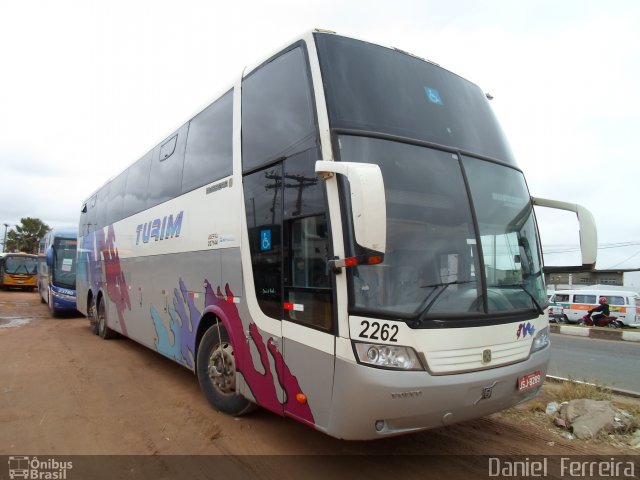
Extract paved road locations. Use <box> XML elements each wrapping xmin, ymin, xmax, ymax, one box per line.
<box><xmin>548</xmin><ymin>333</ymin><xmax>640</xmax><ymax>393</ymax></box>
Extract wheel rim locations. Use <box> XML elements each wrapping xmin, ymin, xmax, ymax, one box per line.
<box><xmin>208</xmin><ymin>341</ymin><xmax>236</xmax><ymax>395</ymax></box>
<box><xmin>98</xmin><ymin>303</ymin><xmax>105</xmax><ymax>333</ymax></box>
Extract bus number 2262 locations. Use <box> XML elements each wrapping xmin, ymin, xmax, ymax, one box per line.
<box><xmin>358</xmin><ymin>320</ymin><xmax>399</xmax><ymax>342</ymax></box>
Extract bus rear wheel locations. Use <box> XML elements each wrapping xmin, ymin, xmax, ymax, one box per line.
<box><xmin>88</xmin><ymin>297</ymin><xmax>98</xmax><ymax>334</ymax></box>
<box><xmin>97</xmin><ymin>298</ymin><xmax>118</xmax><ymax>340</ymax></box>
<box><xmin>197</xmin><ymin>324</ymin><xmax>254</xmax><ymax>416</ymax></box>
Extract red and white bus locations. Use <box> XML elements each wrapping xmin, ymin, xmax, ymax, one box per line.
<box><xmin>76</xmin><ymin>30</ymin><xmax>597</xmax><ymax>439</ymax></box>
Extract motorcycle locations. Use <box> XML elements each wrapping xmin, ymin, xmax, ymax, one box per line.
<box><xmin>577</xmin><ymin>312</ymin><xmax>623</xmax><ymax>328</ymax></box>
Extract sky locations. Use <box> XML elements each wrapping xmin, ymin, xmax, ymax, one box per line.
<box><xmin>1</xmin><ymin>0</ymin><xmax>639</xmax><ymax>277</ymax></box>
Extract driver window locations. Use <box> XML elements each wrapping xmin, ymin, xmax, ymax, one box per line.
<box><xmin>284</xmin><ymin>215</ymin><xmax>332</xmax><ymax>331</ymax></box>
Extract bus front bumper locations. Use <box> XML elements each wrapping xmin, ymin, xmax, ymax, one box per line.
<box><xmin>325</xmin><ymin>346</ymin><xmax>550</xmax><ymax>440</ymax></box>
<box><xmin>50</xmin><ymin>289</ymin><xmax>77</xmax><ymax>312</ymax></box>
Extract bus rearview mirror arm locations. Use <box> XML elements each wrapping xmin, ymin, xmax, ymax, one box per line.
<box><xmin>531</xmin><ymin>197</ymin><xmax>597</xmax><ymax>270</ymax></box>
<box><xmin>315</xmin><ymin>160</ymin><xmax>387</xmax><ymax>255</ymax></box>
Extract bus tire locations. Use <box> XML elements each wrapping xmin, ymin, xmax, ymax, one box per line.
<box><xmin>97</xmin><ymin>298</ymin><xmax>118</xmax><ymax>340</ymax></box>
<box><xmin>197</xmin><ymin>324</ymin><xmax>254</xmax><ymax>416</ymax></box>
<box><xmin>48</xmin><ymin>292</ymin><xmax>58</xmax><ymax>318</ymax></box>
<box><xmin>87</xmin><ymin>297</ymin><xmax>98</xmax><ymax>334</ymax></box>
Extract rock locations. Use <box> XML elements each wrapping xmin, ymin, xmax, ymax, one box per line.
<box><xmin>557</xmin><ymin>399</ymin><xmax>634</xmax><ymax>440</ymax></box>
<box><xmin>554</xmin><ymin>417</ymin><xmax>568</xmax><ymax>429</ymax></box>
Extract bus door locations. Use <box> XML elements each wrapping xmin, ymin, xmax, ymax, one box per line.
<box><xmin>244</xmin><ymin>153</ymin><xmax>336</xmax><ymax>424</ymax></box>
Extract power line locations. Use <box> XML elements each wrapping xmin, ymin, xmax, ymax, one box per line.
<box><xmin>608</xmin><ymin>249</ymin><xmax>640</xmax><ymax>268</ymax></box>
<box><xmin>544</xmin><ymin>241</ymin><xmax>640</xmax><ymax>254</ymax></box>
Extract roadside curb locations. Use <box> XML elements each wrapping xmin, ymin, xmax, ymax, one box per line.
<box><xmin>546</xmin><ymin>375</ymin><xmax>640</xmax><ymax>399</ymax></box>
<box><xmin>549</xmin><ymin>323</ymin><xmax>640</xmax><ymax>342</ymax></box>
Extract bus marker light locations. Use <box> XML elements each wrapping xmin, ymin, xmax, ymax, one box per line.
<box><xmin>284</xmin><ymin>303</ymin><xmax>304</xmax><ymax>312</ymax></box>
<box><xmin>367</xmin><ymin>255</ymin><xmax>383</xmax><ymax>265</ymax></box>
<box><xmin>296</xmin><ymin>393</ymin><xmax>307</xmax><ymax>405</ymax></box>
<box><xmin>344</xmin><ymin>257</ymin><xmax>358</xmax><ymax>267</ymax></box>
<box><xmin>375</xmin><ymin>420</ymin><xmax>385</xmax><ymax>432</ymax></box>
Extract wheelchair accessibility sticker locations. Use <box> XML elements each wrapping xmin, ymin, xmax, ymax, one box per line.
<box><xmin>424</xmin><ymin>86</ymin><xmax>443</xmax><ymax>105</ymax></box>
<box><xmin>260</xmin><ymin>229</ymin><xmax>272</xmax><ymax>251</ymax></box>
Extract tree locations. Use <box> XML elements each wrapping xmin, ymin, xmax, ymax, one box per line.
<box><xmin>5</xmin><ymin>218</ymin><xmax>50</xmax><ymax>254</ymax></box>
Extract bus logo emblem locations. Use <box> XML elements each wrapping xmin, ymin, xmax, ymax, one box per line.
<box><xmin>482</xmin><ymin>349</ymin><xmax>492</xmax><ymax>364</ymax></box>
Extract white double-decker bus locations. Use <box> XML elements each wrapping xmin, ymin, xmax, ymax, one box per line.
<box><xmin>77</xmin><ymin>30</ymin><xmax>597</xmax><ymax>440</ymax></box>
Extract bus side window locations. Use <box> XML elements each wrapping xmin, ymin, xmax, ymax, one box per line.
<box><xmin>95</xmin><ymin>183</ymin><xmax>110</xmax><ymax>231</ymax></box>
<box><xmin>182</xmin><ymin>90</ymin><xmax>233</xmax><ymax>194</ymax></box>
<box><xmin>106</xmin><ymin>170</ymin><xmax>128</xmax><ymax>226</ymax></box>
<box><xmin>147</xmin><ymin>124</ymin><xmax>188</xmax><ymax>209</ymax></box>
<box><xmin>80</xmin><ymin>194</ymin><xmax>97</xmax><ymax>235</ymax></box>
<box><xmin>284</xmin><ymin>215</ymin><xmax>332</xmax><ymax>331</ymax></box>
<box><xmin>123</xmin><ymin>151</ymin><xmax>152</xmax><ymax>219</ymax></box>
<box><xmin>241</xmin><ymin>44</ymin><xmax>316</xmax><ymax>173</ymax></box>
<box><xmin>243</xmin><ymin>165</ymin><xmax>284</xmax><ymax>320</ymax></box>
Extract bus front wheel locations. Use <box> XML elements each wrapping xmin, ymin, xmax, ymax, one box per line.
<box><xmin>196</xmin><ymin>324</ymin><xmax>254</xmax><ymax>416</ymax></box>
<box><xmin>48</xmin><ymin>291</ymin><xmax>58</xmax><ymax>318</ymax></box>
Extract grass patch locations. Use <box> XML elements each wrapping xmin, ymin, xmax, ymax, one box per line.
<box><xmin>554</xmin><ymin>379</ymin><xmax>612</xmax><ymax>402</ymax></box>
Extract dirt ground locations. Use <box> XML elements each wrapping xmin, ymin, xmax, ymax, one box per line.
<box><xmin>1</xmin><ymin>290</ymin><xmax>638</xmax><ymax>477</ymax></box>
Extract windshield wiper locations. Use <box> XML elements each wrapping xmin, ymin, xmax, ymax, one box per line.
<box><xmin>413</xmin><ymin>280</ymin><xmax>474</xmax><ymax>325</ymax></box>
<box><xmin>420</xmin><ymin>279</ymin><xmax>471</xmax><ymax>289</ymax></box>
<box><xmin>493</xmin><ymin>284</ymin><xmax>545</xmax><ymax>315</ymax></box>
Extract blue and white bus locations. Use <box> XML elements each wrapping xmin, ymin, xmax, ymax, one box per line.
<box><xmin>38</xmin><ymin>228</ymin><xmax>78</xmax><ymax>316</ymax></box>
<box><xmin>76</xmin><ymin>30</ymin><xmax>597</xmax><ymax>440</ymax></box>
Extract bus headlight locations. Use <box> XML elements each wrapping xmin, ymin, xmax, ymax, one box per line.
<box><xmin>353</xmin><ymin>342</ymin><xmax>424</xmax><ymax>370</ymax></box>
<box><xmin>530</xmin><ymin>327</ymin><xmax>550</xmax><ymax>354</ymax></box>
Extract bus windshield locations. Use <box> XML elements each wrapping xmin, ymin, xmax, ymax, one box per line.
<box><xmin>316</xmin><ymin>34</ymin><xmax>547</xmax><ymax>321</ymax></box>
<box><xmin>4</xmin><ymin>255</ymin><xmax>38</xmax><ymax>275</ymax></box>
<box><xmin>53</xmin><ymin>238</ymin><xmax>77</xmax><ymax>289</ymax></box>
<box><xmin>315</xmin><ymin>33</ymin><xmax>515</xmax><ymax>164</ymax></box>
<box><xmin>338</xmin><ymin>136</ymin><xmax>546</xmax><ymax>321</ymax></box>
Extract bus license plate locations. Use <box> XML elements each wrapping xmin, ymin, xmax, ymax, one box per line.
<box><xmin>518</xmin><ymin>371</ymin><xmax>542</xmax><ymax>391</ymax></box>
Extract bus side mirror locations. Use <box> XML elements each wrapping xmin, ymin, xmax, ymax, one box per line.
<box><xmin>315</xmin><ymin>160</ymin><xmax>386</xmax><ymax>254</ymax></box>
<box><xmin>45</xmin><ymin>246</ymin><xmax>54</xmax><ymax>268</ymax></box>
<box><xmin>531</xmin><ymin>197</ymin><xmax>597</xmax><ymax>270</ymax></box>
